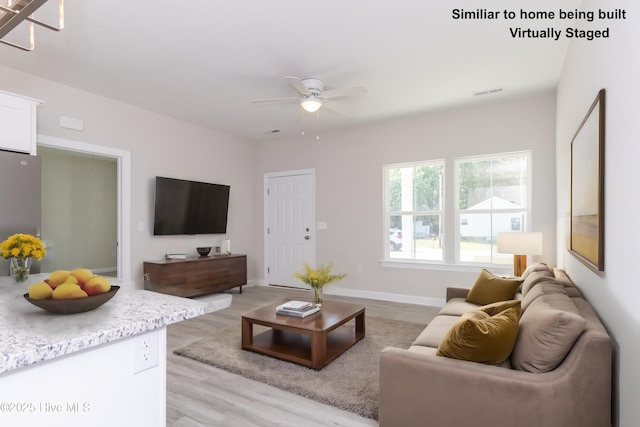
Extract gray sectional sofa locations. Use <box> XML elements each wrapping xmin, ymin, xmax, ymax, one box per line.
<box><xmin>379</xmin><ymin>263</ymin><xmax>612</xmax><ymax>427</ymax></box>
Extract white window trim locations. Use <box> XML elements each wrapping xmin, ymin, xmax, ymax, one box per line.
<box><xmin>383</xmin><ymin>160</ymin><xmax>445</xmax><ymax>263</ymax></box>
<box><xmin>454</xmin><ymin>150</ymin><xmax>532</xmax><ymax>268</ymax></box>
<box><xmin>382</xmin><ymin>150</ymin><xmax>532</xmax><ymax>271</ymax></box>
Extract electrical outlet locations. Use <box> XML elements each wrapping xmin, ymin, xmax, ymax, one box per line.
<box><xmin>132</xmin><ymin>331</ymin><xmax>159</xmax><ymax>374</ymax></box>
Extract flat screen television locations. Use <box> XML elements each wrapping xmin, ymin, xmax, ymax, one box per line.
<box><xmin>153</xmin><ymin>176</ymin><xmax>230</xmax><ymax>235</ymax></box>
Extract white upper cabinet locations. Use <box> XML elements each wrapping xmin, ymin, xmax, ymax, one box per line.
<box><xmin>0</xmin><ymin>91</ymin><xmax>42</xmax><ymax>155</ymax></box>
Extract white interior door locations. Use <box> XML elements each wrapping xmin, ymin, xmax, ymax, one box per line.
<box><xmin>266</xmin><ymin>170</ymin><xmax>315</xmax><ymax>287</ymax></box>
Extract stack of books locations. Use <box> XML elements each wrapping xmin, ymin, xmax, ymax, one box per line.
<box><xmin>276</xmin><ymin>300</ymin><xmax>320</xmax><ymax>318</ymax></box>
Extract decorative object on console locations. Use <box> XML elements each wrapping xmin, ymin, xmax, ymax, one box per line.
<box><xmin>293</xmin><ymin>262</ymin><xmax>346</xmax><ymax>308</ymax></box>
<box><xmin>224</xmin><ymin>239</ymin><xmax>231</xmax><ymax>255</ymax></box>
<box><xmin>497</xmin><ymin>231</ymin><xmax>543</xmax><ymax>276</ymax></box>
<box><xmin>570</xmin><ymin>88</ymin><xmax>605</xmax><ymax>272</ymax></box>
<box><xmin>0</xmin><ymin>233</ymin><xmax>46</xmax><ymax>282</ymax></box>
<box><xmin>196</xmin><ymin>247</ymin><xmax>211</xmax><ymax>257</ymax></box>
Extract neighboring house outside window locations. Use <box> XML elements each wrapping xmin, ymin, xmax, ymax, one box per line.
<box><xmin>456</xmin><ymin>151</ymin><xmax>531</xmax><ymax>266</ymax></box>
<box><xmin>383</xmin><ymin>151</ymin><xmax>531</xmax><ymax>269</ymax></box>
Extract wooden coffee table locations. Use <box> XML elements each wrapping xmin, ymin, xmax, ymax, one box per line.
<box><xmin>241</xmin><ymin>300</ymin><xmax>365</xmax><ymax>370</ymax></box>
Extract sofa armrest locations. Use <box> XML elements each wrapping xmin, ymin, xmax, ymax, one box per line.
<box><xmin>379</xmin><ymin>344</ymin><xmax>611</xmax><ymax>427</ymax></box>
<box><xmin>445</xmin><ymin>287</ymin><xmax>470</xmax><ymax>301</ymax></box>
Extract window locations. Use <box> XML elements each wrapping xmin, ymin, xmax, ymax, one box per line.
<box><xmin>383</xmin><ymin>151</ymin><xmax>531</xmax><ymax>269</ymax></box>
<box><xmin>384</xmin><ymin>161</ymin><xmax>444</xmax><ymax>261</ymax></box>
<box><xmin>456</xmin><ymin>152</ymin><xmax>531</xmax><ymax>266</ymax></box>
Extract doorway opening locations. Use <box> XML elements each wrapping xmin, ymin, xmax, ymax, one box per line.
<box><xmin>37</xmin><ymin>135</ymin><xmax>131</xmax><ymax>280</ymax></box>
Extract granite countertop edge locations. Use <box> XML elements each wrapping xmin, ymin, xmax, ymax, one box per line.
<box><xmin>0</xmin><ymin>275</ymin><xmax>229</xmax><ymax>375</ymax></box>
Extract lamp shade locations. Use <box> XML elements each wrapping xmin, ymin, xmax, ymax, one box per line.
<box><xmin>497</xmin><ymin>232</ymin><xmax>543</xmax><ymax>255</ymax></box>
<box><xmin>301</xmin><ymin>96</ymin><xmax>322</xmax><ymax>113</ymax></box>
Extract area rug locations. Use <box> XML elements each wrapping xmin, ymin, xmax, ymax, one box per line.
<box><xmin>173</xmin><ymin>317</ymin><xmax>427</xmax><ymax>420</ymax></box>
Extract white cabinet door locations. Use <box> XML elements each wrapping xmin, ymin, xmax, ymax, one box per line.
<box><xmin>0</xmin><ymin>91</ymin><xmax>41</xmax><ymax>155</ymax></box>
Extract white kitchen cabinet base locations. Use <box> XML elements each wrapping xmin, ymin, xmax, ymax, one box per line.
<box><xmin>0</xmin><ymin>328</ymin><xmax>167</xmax><ymax>427</ymax></box>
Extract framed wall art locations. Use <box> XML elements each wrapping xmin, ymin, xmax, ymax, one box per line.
<box><xmin>570</xmin><ymin>89</ymin><xmax>605</xmax><ymax>272</ymax></box>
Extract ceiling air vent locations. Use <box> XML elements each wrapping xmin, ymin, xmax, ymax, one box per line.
<box><xmin>473</xmin><ymin>87</ymin><xmax>505</xmax><ymax>96</ymax></box>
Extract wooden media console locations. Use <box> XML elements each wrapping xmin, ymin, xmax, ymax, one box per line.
<box><xmin>143</xmin><ymin>254</ymin><xmax>246</xmax><ymax>297</ymax></box>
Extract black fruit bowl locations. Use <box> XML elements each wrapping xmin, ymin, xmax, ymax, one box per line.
<box><xmin>197</xmin><ymin>247</ymin><xmax>212</xmax><ymax>256</ymax></box>
<box><xmin>23</xmin><ymin>286</ymin><xmax>120</xmax><ymax>314</ymax></box>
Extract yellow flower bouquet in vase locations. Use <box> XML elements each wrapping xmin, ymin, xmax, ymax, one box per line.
<box><xmin>1</xmin><ymin>233</ymin><xmax>46</xmax><ymax>282</ymax></box>
<box><xmin>294</xmin><ymin>262</ymin><xmax>346</xmax><ymax>308</ymax></box>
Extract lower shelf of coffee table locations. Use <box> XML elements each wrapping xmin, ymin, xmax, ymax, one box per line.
<box><xmin>248</xmin><ymin>322</ymin><xmax>362</xmax><ymax>369</ymax></box>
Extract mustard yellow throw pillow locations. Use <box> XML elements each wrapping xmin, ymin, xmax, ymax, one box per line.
<box><xmin>466</xmin><ymin>269</ymin><xmax>522</xmax><ymax>305</ymax></box>
<box><xmin>436</xmin><ymin>300</ymin><xmax>522</xmax><ymax>365</ymax></box>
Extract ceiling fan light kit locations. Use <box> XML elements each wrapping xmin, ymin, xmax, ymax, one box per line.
<box><xmin>301</xmin><ymin>96</ymin><xmax>322</xmax><ymax>113</ymax></box>
<box><xmin>0</xmin><ymin>0</ymin><xmax>64</xmax><ymax>51</ymax></box>
<box><xmin>251</xmin><ymin>75</ymin><xmax>367</xmax><ymax>116</ymax></box>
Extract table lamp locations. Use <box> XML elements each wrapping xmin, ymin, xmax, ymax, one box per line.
<box><xmin>497</xmin><ymin>232</ymin><xmax>543</xmax><ymax>276</ymax></box>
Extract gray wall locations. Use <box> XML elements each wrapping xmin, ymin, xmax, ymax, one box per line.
<box><xmin>39</xmin><ymin>146</ymin><xmax>117</xmax><ymax>274</ymax></box>
<box><xmin>255</xmin><ymin>91</ymin><xmax>557</xmax><ymax>303</ymax></box>
<box><xmin>0</xmin><ymin>65</ymin><xmax>258</xmax><ymax>283</ymax></box>
<box><xmin>555</xmin><ymin>1</ymin><xmax>640</xmax><ymax>425</ymax></box>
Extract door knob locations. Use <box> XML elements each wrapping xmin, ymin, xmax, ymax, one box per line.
<box><xmin>305</xmin><ymin>236</ymin><xmax>310</xmax><ymax>240</ymax></box>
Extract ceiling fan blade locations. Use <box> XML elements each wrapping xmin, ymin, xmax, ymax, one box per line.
<box><xmin>322</xmin><ymin>86</ymin><xmax>367</xmax><ymax>99</ymax></box>
<box><xmin>322</xmin><ymin>99</ymin><xmax>354</xmax><ymax>118</ymax></box>
<box><xmin>285</xmin><ymin>76</ymin><xmax>311</xmax><ymax>95</ymax></box>
<box><xmin>250</xmin><ymin>97</ymin><xmax>299</xmax><ymax>104</ymax></box>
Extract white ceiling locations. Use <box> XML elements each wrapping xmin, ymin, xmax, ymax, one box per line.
<box><xmin>0</xmin><ymin>0</ymin><xmax>580</xmax><ymax>141</ymax></box>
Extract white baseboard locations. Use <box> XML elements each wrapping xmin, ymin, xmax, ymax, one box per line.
<box><xmin>325</xmin><ymin>286</ymin><xmax>445</xmax><ymax>308</ymax></box>
<box><xmin>245</xmin><ymin>279</ymin><xmax>263</xmax><ymax>288</ymax></box>
<box><xmin>249</xmin><ymin>280</ymin><xmax>445</xmax><ymax>307</ymax></box>
<box><xmin>93</xmin><ymin>266</ymin><xmax>117</xmax><ymax>274</ymax></box>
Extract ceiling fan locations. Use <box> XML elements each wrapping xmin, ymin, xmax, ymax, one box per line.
<box><xmin>251</xmin><ymin>76</ymin><xmax>367</xmax><ymax>116</ymax></box>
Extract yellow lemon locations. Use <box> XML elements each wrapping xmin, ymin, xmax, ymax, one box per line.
<box><xmin>52</xmin><ymin>283</ymin><xmax>88</xmax><ymax>300</ymax></box>
<box><xmin>47</xmin><ymin>270</ymin><xmax>70</xmax><ymax>288</ymax></box>
<box><xmin>28</xmin><ymin>281</ymin><xmax>53</xmax><ymax>300</ymax></box>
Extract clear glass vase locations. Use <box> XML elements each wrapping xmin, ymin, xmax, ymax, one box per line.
<box><xmin>10</xmin><ymin>257</ymin><xmax>32</xmax><ymax>283</ymax></box>
<box><xmin>313</xmin><ymin>287</ymin><xmax>323</xmax><ymax>308</ymax></box>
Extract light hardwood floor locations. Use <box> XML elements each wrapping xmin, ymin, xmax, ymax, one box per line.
<box><xmin>167</xmin><ymin>285</ymin><xmax>439</xmax><ymax>427</ymax></box>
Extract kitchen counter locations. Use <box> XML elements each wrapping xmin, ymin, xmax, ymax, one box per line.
<box><xmin>0</xmin><ymin>273</ymin><xmax>229</xmax><ymax>374</ymax></box>
<box><xmin>0</xmin><ymin>273</ymin><xmax>232</xmax><ymax>427</ymax></box>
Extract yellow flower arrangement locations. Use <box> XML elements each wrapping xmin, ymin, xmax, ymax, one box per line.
<box><xmin>0</xmin><ymin>233</ymin><xmax>47</xmax><ymax>261</ymax></box>
<box><xmin>294</xmin><ymin>262</ymin><xmax>346</xmax><ymax>306</ymax></box>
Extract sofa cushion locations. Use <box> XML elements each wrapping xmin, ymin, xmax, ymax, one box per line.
<box><xmin>438</xmin><ymin>298</ymin><xmax>481</xmax><ymax>316</ymax></box>
<box><xmin>520</xmin><ymin>262</ymin><xmax>551</xmax><ymax>281</ymax></box>
<box><xmin>511</xmin><ymin>295</ymin><xmax>586</xmax><ymax>372</ymax></box>
<box><xmin>521</xmin><ymin>280</ymin><xmax>567</xmax><ymax>312</ymax></box>
<box><xmin>552</xmin><ymin>268</ymin><xmax>583</xmax><ymax>297</ymax></box>
<box><xmin>520</xmin><ymin>269</ymin><xmax>555</xmax><ymax>296</ymax></box>
<box><xmin>465</xmin><ymin>269</ymin><xmax>522</xmax><ymax>305</ymax></box>
<box><xmin>436</xmin><ymin>300</ymin><xmax>521</xmax><ymax>365</ymax></box>
<box><xmin>412</xmin><ymin>315</ymin><xmax>460</xmax><ymax>348</ymax></box>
